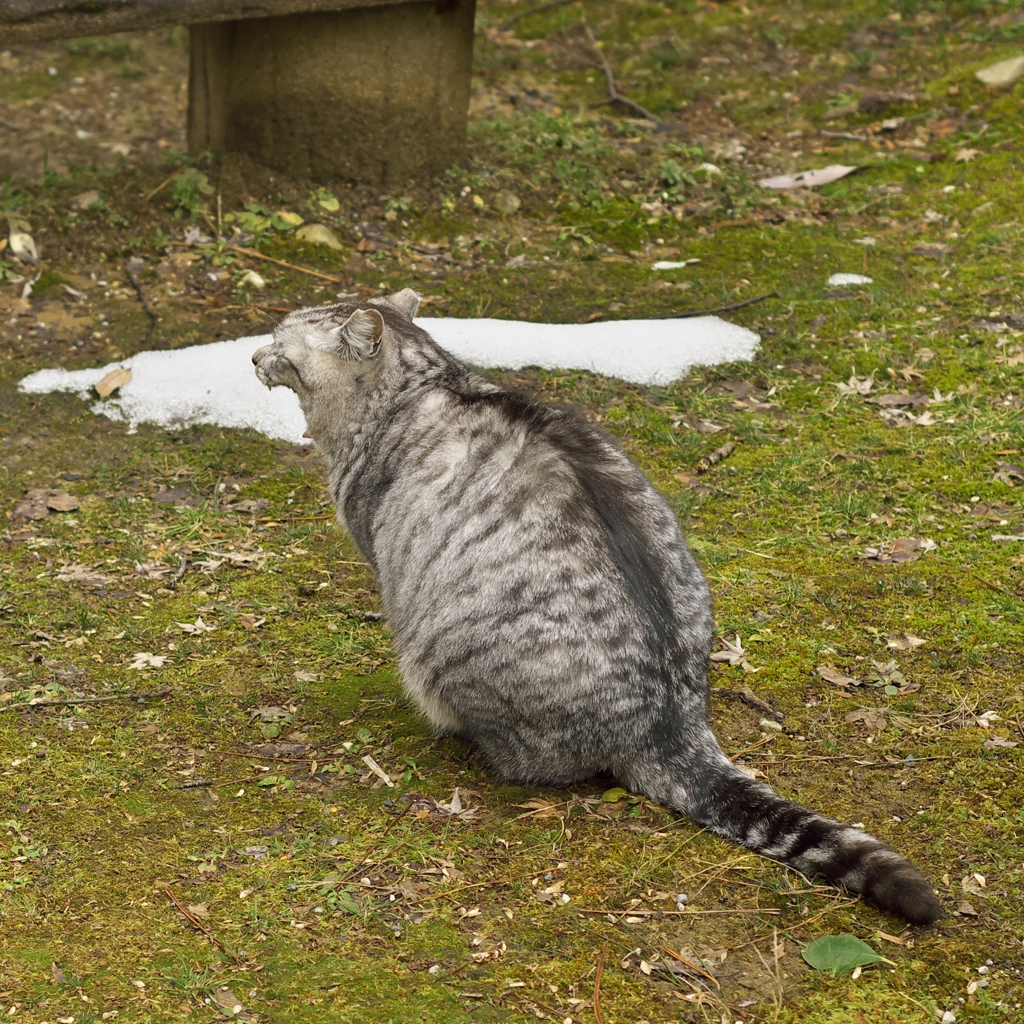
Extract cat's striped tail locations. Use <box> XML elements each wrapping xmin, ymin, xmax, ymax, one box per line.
<box><xmin>623</xmin><ymin>740</ymin><xmax>942</xmax><ymax>926</ymax></box>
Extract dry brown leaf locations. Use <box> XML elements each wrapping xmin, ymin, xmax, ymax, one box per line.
<box><xmin>816</xmin><ymin>665</ymin><xmax>861</xmax><ymax>688</ymax></box>
<box><xmin>845</xmin><ymin>708</ymin><xmax>887</xmax><ymax>734</ymax></box>
<box><xmin>46</xmin><ymin>492</ymin><xmax>79</xmax><ymax>512</ymax></box>
<box><xmin>95</xmin><ymin>366</ymin><xmax>132</xmax><ymax>398</ymax></box>
<box><xmin>859</xmin><ymin>537</ymin><xmax>936</xmax><ymax>563</ymax></box>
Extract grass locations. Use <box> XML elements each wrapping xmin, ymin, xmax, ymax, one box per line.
<box><xmin>1</xmin><ymin>0</ymin><xmax>1024</xmax><ymax>1020</ymax></box>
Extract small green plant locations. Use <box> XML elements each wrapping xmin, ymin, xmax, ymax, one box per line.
<box><xmin>310</xmin><ymin>188</ymin><xmax>340</xmax><ymax>212</ymax></box>
<box><xmin>171</xmin><ymin>167</ymin><xmax>214</xmax><ymax>220</ymax></box>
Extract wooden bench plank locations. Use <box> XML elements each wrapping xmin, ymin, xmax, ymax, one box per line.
<box><xmin>0</xmin><ymin>0</ymin><xmax>419</xmax><ymax>44</ymax></box>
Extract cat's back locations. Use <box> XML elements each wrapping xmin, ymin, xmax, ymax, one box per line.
<box><xmin>369</xmin><ymin>377</ymin><xmax>709</xmax><ymax>650</ymax></box>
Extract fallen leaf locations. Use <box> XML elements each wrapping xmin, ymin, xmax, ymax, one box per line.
<box><xmin>212</xmin><ymin>986</ymin><xmax>250</xmax><ymax>1019</ymax></box>
<box><xmin>51</xmin><ymin>963</ymin><xmax>70</xmax><ymax>986</ymax></box>
<box><xmin>816</xmin><ymin>665</ymin><xmax>861</xmax><ymax>688</ymax></box>
<box><xmin>993</xmin><ymin>460</ymin><xmax>1024</xmax><ymax>485</ymax></box>
<box><xmin>8</xmin><ymin>230</ymin><xmax>39</xmax><ymax>265</ymax></box>
<box><xmin>759</xmin><ymin>165</ymin><xmax>858</xmax><ymax>189</ymax></box>
<box><xmin>983</xmin><ymin>736</ymin><xmax>1019</xmax><ymax>750</ymax></box>
<box><xmin>833</xmin><ymin>373</ymin><xmax>876</xmax><ymax>397</ymax></box>
<box><xmin>912</xmin><ymin>242</ymin><xmax>949</xmax><ymax>258</ymax></box>
<box><xmin>13</xmin><ymin>496</ymin><xmax>49</xmax><ymax>520</ymax></box>
<box><xmin>94</xmin><ymin>366</ymin><xmax>132</xmax><ymax>398</ymax></box>
<box><xmin>673</xmin><ymin>411</ymin><xmax>723</xmax><ymax>434</ymax></box>
<box><xmin>494</xmin><ymin>190</ymin><xmax>521</xmax><ymax>215</ymax></box>
<box><xmin>887</xmin><ymin>634</ymin><xmax>927</xmax><ymax>650</ymax></box>
<box><xmin>46</xmin><ymin>492</ymin><xmax>79</xmax><ymax>512</ymax></box>
<box><xmin>801</xmin><ymin>934</ymin><xmax>893</xmax><ymax>976</ymax></box>
<box><xmin>868</xmin><ymin>391</ymin><xmax>930</xmax><ymax>408</ymax></box>
<box><xmin>236</xmin><ymin>614</ymin><xmax>266</xmax><ymax>630</ymax></box>
<box><xmin>858</xmin><ymin>537</ymin><xmax>936</xmax><ymax>563</ymax></box>
<box><xmin>295</xmin><ymin>223</ymin><xmax>343</xmax><ymax>249</ymax></box>
<box><xmin>954</xmin><ymin>148</ymin><xmax>981</xmax><ymax>162</ymax></box>
<box><xmin>272</xmin><ymin>210</ymin><xmax>304</xmax><ymax>229</ymax></box>
<box><xmin>710</xmin><ymin>635</ymin><xmax>759</xmax><ymax>672</ymax></box>
<box><xmin>845</xmin><ymin>708</ymin><xmax>887</xmax><ymax>734</ymax></box>
<box><xmin>249</xmin><ymin>705</ymin><xmax>293</xmax><ymax>721</ymax></box>
<box><xmin>186</xmin><ymin>902</ymin><xmax>211</xmax><ymax>920</ymax></box>
<box><xmin>70</xmin><ymin>190</ymin><xmax>102</xmax><ymax>211</ymax></box>
<box><xmin>56</xmin><ymin>562</ymin><xmax>114</xmax><ymax>588</ymax></box>
<box><xmin>975</xmin><ymin>54</ymin><xmax>1024</xmax><ymax>87</ymax></box>
<box><xmin>176</xmin><ymin>617</ymin><xmax>216</xmax><ymax>635</ymax></box>
<box><xmin>129</xmin><ymin>652</ymin><xmax>167</xmax><ymax>669</ymax></box>
<box><xmin>152</xmin><ymin>487</ymin><xmax>191</xmax><ymax>506</ymax></box>
<box><xmin>957</xmin><ymin>900</ymin><xmax>979</xmax><ymax>917</ymax></box>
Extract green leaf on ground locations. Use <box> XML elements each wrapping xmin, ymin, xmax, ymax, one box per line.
<box><xmin>801</xmin><ymin>934</ymin><xmax>895</xmax><ymax>976</ymax></box>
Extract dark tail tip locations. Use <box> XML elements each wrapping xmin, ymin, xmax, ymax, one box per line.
<box><xmin>863</xmin><ymin>858</ymin><xmax>943</xmax><ymax>926</ymax></box>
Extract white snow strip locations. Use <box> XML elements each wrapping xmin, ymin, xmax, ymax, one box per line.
<box><xmin>19</xmin><ymin>315</ymin><xmax>759</xmax><ymax>445</ymax></box>
<box><xmin>827</xmin><ymin>273</ymin><xmax>873</xmax><ymax>286</ymax></box>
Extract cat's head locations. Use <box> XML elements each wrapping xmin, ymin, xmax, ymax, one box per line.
<box><xmin>251</xmin><ymin>288</ymin><xmax>420</xmax><ymax>397</ymax></box>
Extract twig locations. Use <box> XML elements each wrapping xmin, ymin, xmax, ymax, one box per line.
<box><xmin>696</xmin><ymin>441</ymin><xmax>736</xmax><ymax>474</ymax></box>
<box><xmin>714</xmin><ymin>686</ymin><xmax>783</xmax><ymax>723</ymax></box>
<box><xmin>658</xmin><ymin>943</ymin><xmax>720</xmax><ymax>988</ymax></box>
<box><xmin>165</xmin><ymin>888</ymin><xmax>241</xmax><ymax>961</ymax></box>
<box><xmin>653</xmin><ymin>291</ymin><xmax>781</xmax><ymax>320</ymax></box>
<box><xmin>926</xmin><ymin>553</ymin><xmax>1016</xmax><ymax>598</ymax></box>
<box><xmin>1</xmin><ymin>688</ymin><xmax>171</xmax><ymax>712</ymax></box>
<box><xmin>500</xmin><ymin>0</ymin><xmax>575</xmax><ymax>30</ymax></box>
<box><xmin>821</xmin><ymin>130</ymin><xmax>873</xmax><ymax>143</ymax></box>
<box><xmin>145</xmin><ymin>173</ymin><xmax>177</xmax><ymax>201</ymax></box>
<box><xmin>165</xmin><ymin>556</ymin><xmax>188</xmax><ymax>590</ymax></box>
<box><xmin>727</xmin><ymin>735</ymin><xmax>776</xmax><ymax>763</ymax></box>
<box><xmin>593</xmin><ymin>943</ymin><xmax>607</xmax><ymax>1024</ymax></box>
<box><xmin>1015</xmin><ymin>715</ymin><xmax>1024</xmax><ymax>744</ymax></box>
<box><xmin>338</xmin><ymin>803</ymin><xmax>412</xmax><ymax>883</ymax></box>
<box><xmin>583</xmin><ymin>25</ymin><xmax>663</xmax><ymax>125</ymax></box>
<box><xmin>227</xmin><ymin>245</ymin><xmax>347</xmax><ymax>285</ymax></box>
<box><xmin>124</xmin><ymin>266</ymin><xmax>159</xmax><ymax>344</ymax></box>
<box><xmin>577</xmin><ymin>906</ymin><xmax>779</xmax><ymax>917</ymax></box>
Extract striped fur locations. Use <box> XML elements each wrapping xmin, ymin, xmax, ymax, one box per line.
<box><xmin>252</xmin><ymin>291</ymin><xmax>942</xmax><ymax>926</ymax></box>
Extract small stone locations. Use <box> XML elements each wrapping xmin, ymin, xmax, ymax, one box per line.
<box><xmin>493</xmin><ymin>190</ymin><xmax>521</xmax><ymax>215</ymax></box>
<box><xmin>70</xmin><ymin>190</ymin><xmax>102</xmax><ymax>211</ymax></box>
<box><xmin>295</xmin><ymin>223</ymin><xmax>343</xmax><ymax>249</ymax></box>
<box><xmin>976</xmin><ymin>55</ymin><xmax>1024</xmax><ymax>87</ymax></box>
<box><xmin>239</xmin><ymin>269</ymin><xmax>266</xmax><ymax>289</ymax></box>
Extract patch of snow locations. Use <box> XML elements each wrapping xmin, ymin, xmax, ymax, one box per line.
<box><xmin>651</xmin><ymin>259</ymin><xmax>700</xmax><ymax>270</ymax></box>
<box><xmin>19</xmin><ymin>316</ymin><xmax>759</xmax><ymax>445</ymax></box>
<box><xmin>827</xmin><ymin>273</ymin><xmax>873</xmax><ymax>286</ymax></box>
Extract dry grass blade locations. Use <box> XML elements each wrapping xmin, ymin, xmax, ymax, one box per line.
<box><xmin>593</xmin><ymin>943</ymin><xmax>607</xmax><ymax>1024</ymax></box>
<box><xmin>165</xmin><ymin>888</ymin><xmax>241</xmax><ymax>961</ymax></box>
<box><xmin>1</xmin><ymin>688</ymin><xmax>171</xmax><ymax>712</ymax></box>
<box><xmin>657</xmin><ymin>944</ymin><xmax>720</xmax><ymax>988</ymax></box>
<box><xmin>654</xmin><ymin>291</ymin><xmax>781</xmax><ymax>319</ymax></box>
<box><xmin>227</xmin><ymin>245</ymin><xmax>347</xmax><ymax>285</ymax></box>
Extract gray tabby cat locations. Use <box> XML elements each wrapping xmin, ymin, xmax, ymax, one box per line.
<box><xmin>252</xmin><ymin>290</ymin><xmax>941</xmax><ymax>925</ymax></box>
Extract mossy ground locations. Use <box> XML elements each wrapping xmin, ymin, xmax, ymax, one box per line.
<box><xmin>2</xmin><ymin>1</ymin><xmax>1024</xmax><ymax>1021</ymax></box>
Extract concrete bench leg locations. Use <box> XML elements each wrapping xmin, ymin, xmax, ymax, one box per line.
<box><xmin>187</xmin><ymin>0</ymin><xmax>476</xmax><ymax>186</ymax></box>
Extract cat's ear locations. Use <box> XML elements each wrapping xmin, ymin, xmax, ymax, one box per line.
<box><xmin>334</xmin><ymin>308</ymin><xmax>384</xmax><ymax>360</ymax></box>
<box><xmin>386</xmin><ymin>288</ymin><xmax>420</xmax><ymax>320</ymax></box>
